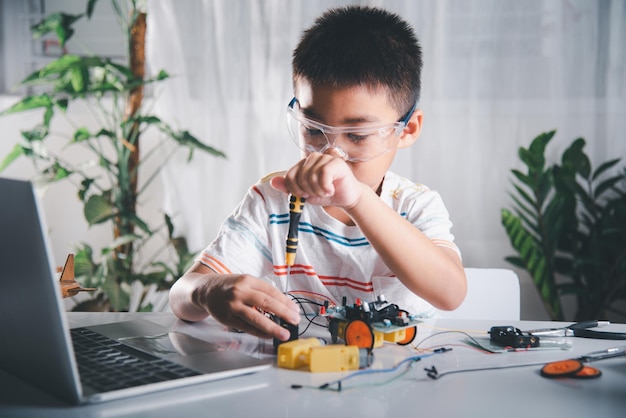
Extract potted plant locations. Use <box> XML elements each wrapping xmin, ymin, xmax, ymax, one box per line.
<box><xmin>0</xmin><ymin>0</ymin><xmax>225</xmax><ymax>311</ymax></box>
<box><xmin>501</xmin><ymin>130</ymin><xmax>626</xmax><ymax>321</ymax></box>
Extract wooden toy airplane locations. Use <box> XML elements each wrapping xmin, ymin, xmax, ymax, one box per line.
<box><xmin>58</xmin><ymin>254</ymin><xmax>97</xmax><ymax>298</ymax></box>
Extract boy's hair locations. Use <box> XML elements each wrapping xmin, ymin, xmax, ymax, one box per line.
<box><xmin>292</xmin><ymin>6</ymin><xmax>422</xmax><ymax>116</ymax></box>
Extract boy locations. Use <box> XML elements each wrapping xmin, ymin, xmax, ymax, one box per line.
<box><xmin>169</xmin><ymin>6</ymin><xmax>466</xmax><ymax>342</ymax></box>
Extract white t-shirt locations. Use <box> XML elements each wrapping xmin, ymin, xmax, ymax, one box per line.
<box><xmin>197</xmin><ymin>171</ymin><xmax>460</xmax><ymax>317</ymax></box>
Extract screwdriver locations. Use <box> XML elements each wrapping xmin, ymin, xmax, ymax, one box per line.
<box><xmin>285</xmin><ymin>194</ymin><xmax>306</xmax><ymax>268</ymax></box>
<box><xmin>273</xmin><ymin>194</ymin><xmax>305</xmax><ymax>348</ymax></box>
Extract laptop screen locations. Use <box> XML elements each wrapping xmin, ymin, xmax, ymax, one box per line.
<box><xmin>0</xmin><ymin>177</ymin><xmax>83</xmax><ymax>403</ymax></box>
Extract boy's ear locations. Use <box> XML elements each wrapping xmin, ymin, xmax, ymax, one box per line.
<box><xmin>398</xmin><ymin>110</ymin><xmax>423</xmax><ymax>149</ymax></box>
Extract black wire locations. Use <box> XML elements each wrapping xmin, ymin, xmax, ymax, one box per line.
<box><xmin>414</xmin><ymin>330</ymin><xmax>497</xmax><ymax>353</ymax></box>
<box><xmin>426</xmin><ymin>360</ymin><xmax>549</xmax><ymax>379</ymax></box>
<box><xmin>288</xmin><ymin>295</ymin><xmax>329</xmax><ymax>337</ymax></box>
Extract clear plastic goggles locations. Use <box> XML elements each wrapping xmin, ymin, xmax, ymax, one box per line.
<box><xmin>286</xmin><ymin>97</ymin><xmax>416</xmax><ymax>163</ymax></box>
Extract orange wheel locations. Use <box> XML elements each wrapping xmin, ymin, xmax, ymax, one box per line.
<box><xmin>344</xmin><ymin>320</ymin><xmax>374</xmax><ymax>350</ymax></box>
<box><xmin>574</xmin><ymin>366</ymin><xmax>602</xmax><ymax>379</ymax></box>
<box><xmin>540</xmin><ymin>359</ymin><xmax>583</xmax><ymax>378</ymax></box>
<box><xmin>397</xmin><ymin>326</ymin><xmax>417</xmax><ymax>345</ymax></box>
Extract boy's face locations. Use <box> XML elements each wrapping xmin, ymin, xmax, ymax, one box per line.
<box><xmin>292</xmin><ymin>78</ymin><xmax>422</xmax><ymax>191</ymax></box>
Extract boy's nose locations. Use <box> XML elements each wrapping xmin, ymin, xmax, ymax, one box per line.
<box><xmin>324</xmin><ymin>146</ymin><xmax>348</xmax><ymax>160</ymax></box>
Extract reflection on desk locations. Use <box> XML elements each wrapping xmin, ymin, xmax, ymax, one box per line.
<box><xmin>1</xmin><ymin>312</ymin><xmax>625</xmax><ymax>418</ymax></box>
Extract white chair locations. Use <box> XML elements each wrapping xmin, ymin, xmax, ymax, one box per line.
<box><xmin>439</xmin><ymin>268</ymin><xmax>520</xmax><ymax>320</ymax></box>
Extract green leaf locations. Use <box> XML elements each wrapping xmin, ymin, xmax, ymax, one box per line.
<box><xmin>528</xmin><ymin>130</ymin><xmax>555</xmax><ymax>157</ymax></box>
<box><xmin>70</xmin><ymin>66</ymin><xmax>88</xmax><ymax>92</ymax></box>
<box><xmin>171</xmin><ymin>130</ymin><xmax>226</xmax><ymax>160</ymax></box>
<box><xmin>164</xmin><ymin>213</ymin><xmax>175</xmax><ymax>238</ymax></box>
<box><xmin>504</xmin><ymin>256</ymin><xmax>525</xmax><ymax>268</ymax></box>
<box><xmin>128</xmin><ymin>213</ymin><xmax>152</xmax><ymax>235</ymax></box>
<box><xmin>518</xmin><ymin>148</ymin><xmax>543</xmax><ymax>172</ymax></box>
<box><xmin>21</xmin><ymin>55</ymin><xmax>130</xmax><ymax>96</ymax></box>
<box><xmin>595</xmin><ymin>175</ymin><xmax>624</xmax><ymax>199</ymax></box>
<box><xmin>73</xmin><ymin>127</ymin><xmax>91</xmax><ymax>142</ymax></box>
<box><xmin>502</xmin><ymin>207</ymin><xmax>561</xmax><ymax>319</ymax></box>
<box><xmin>511</xmin><ymin>169</ymin><xmax>532</xmax><ymax>188</ymax></box>
<box><xmin>86</xmin><ymin>0</ymin><xmax>99</xmax><ymax>18</ymax></box>
<box><xmin>561</xmin><ymin>138</ymin><xmax>590</xmax><ymax>179</ymax></box>
<box><xmin>55</xmin><ymin>98</ymin><xmax>69</xmax><ymax>112</ymax></box>
<box><xmin>0</xmin><ymin>94</ymin><xmax>53</xmax><ymax>115</ymax></box>
<box><xmin>101</xmin><ymin>278</ymin><xmax>129</xmax><ymax>312</ymax></box>
<box><xmin>43</xmin><ymin>106</ymin><xmax>54</xmax><ymax>126</ymax></box>
<box><xmin>512</xmin><ymin>185</ymin><xmax>537</xmax><ymax>213</ymax></box>
<box><xmin>74</xmin><ymin>244</ymin><xmax>100</xmax><ymax>285</ymax></box>
<box><xmin>536</xmin><ymin>170</ymin><xmax>554</xmax><ymax>204</ymax></box>
<box><xmin>510</xmin><ymin>193</ymin><xmax>536</xmax><ymax>220</ymax></box>
<box><xmin>95</xmin><ymin>128</ymin><xmax>116</xmax><ymax>138</ymax></box>
<box><xmin>516</xmin><ymin>210</ymin><xmax>541</xmax><ymax>238</ymax></box>
<box><xmin>78</xmin><ymin>178</ymin><xmax>95</xmax><ymax>201</ymax></box>
<box><xmin>122</xmin><ymin>115</ymin><xmax>162</xmax><ymax>128</ymax></box>
<box><xmin>592</xmin><ymin>158</ymin><xmax>621</xmax><ymax>181</ymax></box>
<box><xmin>0</xmin><ymin>144</ymin><xmax>26</xmax><ymax>172</ymax></box>
<box><xmin>20</xmin><ymin>125</ymin><xmax>49</xmax><ymax>142</ymax></box>
<box><xmin>42</xmin><ymin>162</ymin><xmax>72</xmax><ymax>180</ymax></box>
<box><xmin>84</xmin><ymin>194</ymin><xmax>115</xmax><ymax>225</ymax></box>
<box><xmin>518</xmin><ymin>131</ymin><xmax>554</xmax><ymax>172</ymax></box>
<box><xmin>31</xmin><ymin>12</ymin><xmax>83</xmax><ymax>46</ymax></box>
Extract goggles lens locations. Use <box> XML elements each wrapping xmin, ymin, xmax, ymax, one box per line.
<box><xmin>286</xmin><ymin>98</ymin><xmax>414</xmax><ymax>162</ymax></box>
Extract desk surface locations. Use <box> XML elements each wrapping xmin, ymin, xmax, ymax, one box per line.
<box><xmin>1</xmin><ymin>312</ymin><xmax>625</xmax><ymax>418</ymax></box>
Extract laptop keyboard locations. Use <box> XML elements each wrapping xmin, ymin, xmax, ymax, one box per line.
<box><xmin>71</xmin><ymin>327</ymin><xmax>201</xmax><ymax>392</ymax></box>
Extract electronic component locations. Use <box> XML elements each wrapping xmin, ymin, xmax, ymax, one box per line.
<box><xmin>272</xmin><ymin>314</ymin><xmax>299</xmax><ymax>349</ymax></box>
<box><xmin>489</xmin><ymin>326</ymin><xmax>540</xmax><ymax>348</ymax></box>
<box><xmin>277</xmin><ymin>337</ymin><xmax>373</xmax><ymax>372</ymax></box>
<box><xmin>323</xmin><ymin>296</ymin><xmax>420</xmax><ymax>349</ymax></box>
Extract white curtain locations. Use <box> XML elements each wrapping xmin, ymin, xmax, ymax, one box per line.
<box><xmin>146</xmin><ymin>0</ymin><xmax>626</xmax><ymax>279</ymax></box>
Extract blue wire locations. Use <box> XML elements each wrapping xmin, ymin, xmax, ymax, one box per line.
<box><xmin>321</xmin><ymin>351</ymin><xmax>439</xmax><ymax>389</ymax></box>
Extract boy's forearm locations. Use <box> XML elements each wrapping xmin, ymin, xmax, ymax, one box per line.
<box><xmin>344</xmin><ymin>186</ymin><xmax>466</xmax><ymax>310</ymax></box>
<box><xmin>169</xmin><ymin>272</ymin><xmax>212</xmax><ymax>322</ymax></box>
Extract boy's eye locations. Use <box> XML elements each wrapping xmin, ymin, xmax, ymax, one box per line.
<box><xmin>346</xmin><ymin>133</ymin><xmax>370</xmax><ymax>142</ymax></box>
<box><xmin>303</xmin><ymin>127</ymin><xmax>324</xmax><ymax>137</ymax></box>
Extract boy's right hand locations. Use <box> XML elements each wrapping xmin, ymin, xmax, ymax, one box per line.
<box><xmin>170</xmin><ymin>267</ymin><xmax>301</xmax><ymax>341</ymax></box>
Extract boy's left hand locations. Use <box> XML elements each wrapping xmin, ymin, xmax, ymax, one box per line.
<box><xmin>270</xmin><ymin>152</ymin><xmax>364</xmax><ymax>208</ymax></box>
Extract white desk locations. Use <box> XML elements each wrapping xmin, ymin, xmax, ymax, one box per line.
<box><xmin>1</xmin><ymin>312</ymin><xmax>625</xmax><ymax>418</ymax></box>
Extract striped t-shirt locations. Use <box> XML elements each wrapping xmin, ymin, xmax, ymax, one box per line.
<box><xmin>198</xmin><ymin>170</ymin><xmax>460</xmax><ymax>317</ymax></box>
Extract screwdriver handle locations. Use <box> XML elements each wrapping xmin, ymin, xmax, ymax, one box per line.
<box><xmin>285</xmin><ymin>195</ymin><xmax>305</xmax><ymax>266</ymax></box>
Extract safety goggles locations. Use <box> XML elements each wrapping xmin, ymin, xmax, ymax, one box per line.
<box><xmin>286</xmin><ymin>97</ymin><xmax>416</xmax><ymax>162</ymax></box>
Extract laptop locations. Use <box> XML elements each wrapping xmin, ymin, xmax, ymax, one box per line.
<box><xmin>0</xmin><ymin>177</ymin><xmax>272</xmax><ymax>405</ymax></box>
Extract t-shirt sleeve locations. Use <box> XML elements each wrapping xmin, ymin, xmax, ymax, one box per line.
<box><xmin>404</xmin><ymin>189</ymin><xmax>461</xmax><ymax>258</ymax></box>
<box><xmin>195</xmin><ymin>183</ymin><xmax>275</xmax><ymax>276</ymax></box>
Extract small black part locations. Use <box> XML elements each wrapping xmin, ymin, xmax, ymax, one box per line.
<box><xmin>424</xmin><ymin>366</ymin><xmax>439</xmax><ymax>380</ymax></box>
<box><xmin>272</xmin><ymin>315</ymin><xmax>299</xmax><ymax>349</ymax></box>
<box><xmin>490</xmin><ymin>325</ymin><xmax>540</xmax><ymax>348</ymax></box>
<box><xmin>291</xmin><ymin>384</ymin><xmax>303</xmax><ymax>389</ymax></box>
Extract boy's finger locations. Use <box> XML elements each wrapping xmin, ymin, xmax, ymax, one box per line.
<box><xmin>252</xmin><ymin>292</ymin><xmax>301</xmax><ymax>325</ymax></box>
<box><xmin>269</xmin><ymin>175</ymin><xmax>288</xmax><ymax>193</ymax></box>
<box><xmin>235</xmin><ymin>306</ymin><xmax>292</xmax><ymax>341</ymax></box>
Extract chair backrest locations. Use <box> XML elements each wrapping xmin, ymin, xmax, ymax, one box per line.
<box><xmin>439</xmin><ymin>268</ymin><xmax>520</xmax><ymax>320</ymax></box>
